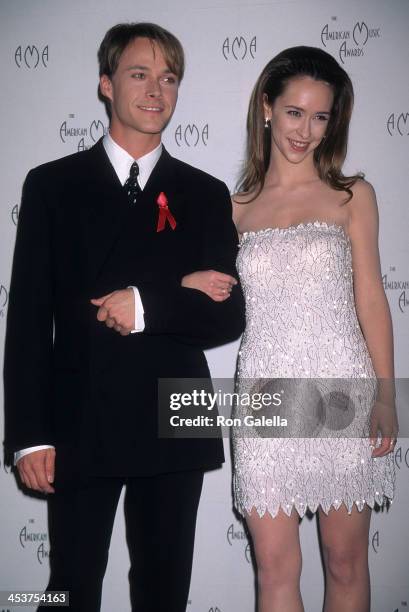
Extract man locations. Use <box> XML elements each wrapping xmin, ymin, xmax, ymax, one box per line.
<box><xmin>3</xmin><ymin>22</ymin><xmax>245</xmax><ymax>612</ymax></box>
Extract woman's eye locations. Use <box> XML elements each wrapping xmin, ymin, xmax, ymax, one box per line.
<box><xmin>131</xmin><ymin>73</ymin><xmax>145</xmax><ymax>79</ymax></box>
<box><xmin>316</xmin><ymin>114</ymin><xmax>329</xmax><ymax>121</ymax></box>
<box><xmin>163</xmin><ymin>76</ymin><xmax>177</xmax><ymax>84</ymax></box>
<box><xmin>287</xmin><ymin>110</ymin><xmax>301</xmax><ymax>117</ymax></box>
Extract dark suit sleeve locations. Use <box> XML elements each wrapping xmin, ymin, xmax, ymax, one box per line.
<box><xmin>137</xmin><ymin>180</ymin><xmax>246</xmax><ymax>349</ymax></box>
<box><xmin>3</xmin><ymin>170</ymin><xmax>55</xmax><ymax>456</ymax></box>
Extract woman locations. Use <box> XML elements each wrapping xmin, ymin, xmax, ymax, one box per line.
<box><xmin>230</xmin><ymin>46</ymin><xmax>397</xmax><ymax>612</ymax></box>
<box><xmin>183</xmin><ymin>45</ymin><xmax>397</xmax><ymax>611</ymax></box>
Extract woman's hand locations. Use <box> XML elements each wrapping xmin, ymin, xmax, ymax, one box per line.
<box><xmin>181</xmin><ymin>270</ymin><xmax>238</xmax><ymax>302</ymax></box>
<box><xmin>369</xmin><ymin>399</ymin><xmax>399</xmax><ymax>457</ymax></box>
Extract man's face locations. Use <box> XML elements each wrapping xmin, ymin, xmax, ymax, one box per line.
<box><xmin>100</xmin><ymin>37</ymin><xmax>179</xmax><ymax>141</ymax></box>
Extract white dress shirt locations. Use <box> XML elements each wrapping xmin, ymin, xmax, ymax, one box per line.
<box><xmin>103</xmin><ymin>133</ymin><xmax>162</xmax><ymax>333</ymax></box>
<box><xmin>15</xmin><ymin>133</ymin><xmax>162</xmax><ymax>464</ymax></box>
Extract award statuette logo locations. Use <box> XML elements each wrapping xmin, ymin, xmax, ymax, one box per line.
<box><xmin>0</xmin><ymin>285</ymin><xmax>9</xmax><ymax>320</ymax></box>
<box><xmin>11</xmin><ymin>204</ymin><xmax>19</xmax><ymax>226</ymax></box>
<box><xmin>175</xmin><ymin>124</ymin><xmax>209</xmax><ymax>147</ymax></box>
<box><xmin>371</xmin><ymin>530</ymin><xmax>380</xmax><ymax>554</ymax></box>
<box><xmin>15</xmin><ymin>45</ymin><xmax>49</xmax><ymax>68</ymax></box>
<box><xmin>394</xmin><ymin>445</ymin><xmax>409</xmax><ymax>470</ymax></box>
<box><xmin>387</xmin><ymin>113</ymin><xmax>409</xmax><ymax>137</ymax></box>
<box><xmin>222</xmin><ymin>36</ymin><xmax>256</xmax><ymax>60</ymax></box>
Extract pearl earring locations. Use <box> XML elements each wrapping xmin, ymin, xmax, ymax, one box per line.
<box><xmin>264</xmin><ymin>117</ymin><xmax>271</xmax><ymax>129</ymax></box>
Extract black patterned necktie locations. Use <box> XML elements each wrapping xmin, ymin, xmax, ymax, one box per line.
<box><xmin>124</xmin><ymin>161</ymin><xmax>142</xmax><ymax>204</ymax></box>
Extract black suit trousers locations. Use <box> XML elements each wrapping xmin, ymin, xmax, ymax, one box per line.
<box><xmin>38</xmin><ymin>466</ymin><xmax>204</xmax><ymax>612</ymax></box>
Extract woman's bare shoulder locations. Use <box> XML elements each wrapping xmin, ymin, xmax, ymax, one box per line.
<box><xmin>350</xmin><ymin>177</ymin><xmax>376</xmax><ymax>201</ymax></box>
<box><xmin>349</xmin><ymin>178</ymin><xmax>378</xmax><ymax>220</ymax></box>
<box><xmin>347</xmin><ymin>178</ymin><xmax>379</xmax><ymax>241</ymax></box>
<box><xmin>231</xmin><ymin>191</ymin><xmax>253</xmax><ymax>225</ymax></box>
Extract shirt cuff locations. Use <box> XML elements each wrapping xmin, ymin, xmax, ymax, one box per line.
<box><xmin>129</xmin><ymin>286</ymin><xmax>145</xmax><ymax>333</ymax></box>
<box><xmin>14</xmin><ymin>445</ymin><xmax>55</xmax><ymax>465</ymax></box>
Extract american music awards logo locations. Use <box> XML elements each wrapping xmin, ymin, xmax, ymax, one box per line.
<box><xmin>19</xmin><ymin>519</ymin><xmax>49</xmax><ymax>565</ymax></box>
<box><xmin>320</xmin><ymin>17</ymin><xmax>381</xmax><ymax>64</ymax></box>
<box><xmin>15</xmin><ymin>45</ymin><xmax>49</xmax><ymax>68</ymax></box>
<box><xmin>371</xmin><ymin>529</ymin><xmax>380</xmax><ymax>554</ymax></box>
<box><xmin>11</xmin><ymin>204</ymin><xmax>19</xmax><ymax>226</ymax></box>
<box><xmin>222</xmin><ymin>36</ymin><xmax>256</xmax><ymax>60</ymax></box>
<box><xmin>387</xmin><ymin>113</ymin><xmax>409</xmax><ymax>136</ymax></box>
<box><xmin>226</xmin><ymin>522</ymin><xmax>251</xmax><ymax>563</ymax></box>
<box><xmin>174</xmin><ymin>124</ymin><xmax>208</xmax><ymax>147</ymax></box>
<box><xmin>394</xmin><ymin>444</ymin><xmax>409</xmax><ymax>470</ymax></box>
<box><xmin>0</xmin><ymin>284</ymin><xmax>9</xmax><ymax>321</ymax></box>
<box><xmin>383</xmin><ymin>267</ymin><xmax>409</xmax><ymax>313</ymax></box>
<box><xmin>59</xmin><ymin>115</ymin><xmax>108</xmax><ymax>151</ymax></box>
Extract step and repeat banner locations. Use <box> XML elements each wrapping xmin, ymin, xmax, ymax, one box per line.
<box><xmin>1</xmin><ymin>1</ymin><xmax>408</xmax><ymax>611</ymax></box>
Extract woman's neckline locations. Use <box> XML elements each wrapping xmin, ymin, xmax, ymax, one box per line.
<box><xmin>239</xmin><ymin>220</ymin><xmax>349</xmax><ymax>240</ymax></box>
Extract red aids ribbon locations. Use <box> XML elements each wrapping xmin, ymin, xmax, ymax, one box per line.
<box><xmin>156</xmin><ymin>192</ymin><xmax>177</xmax><ymax>232</ymax></box>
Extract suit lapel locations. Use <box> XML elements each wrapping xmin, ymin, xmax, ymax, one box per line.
<box><xmin>82</xmin><ymin>140</ymin><xmax>182</xmax><ymax>285</ymax></box>
<box><xmin>81</xmin><ymin>139</ymin><xmax>129</xmax><ymax>285</ymax></box>
<box><xmin>138</xmin><ymin>147</ymin><xmax>185</xmax><ymax>233</ymax></box>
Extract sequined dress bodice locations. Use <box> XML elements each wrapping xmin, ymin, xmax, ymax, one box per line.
<box><xmin>236</xmin><ymin>221</ymin><xmax>372</xmax><ymax>379</ymax></box>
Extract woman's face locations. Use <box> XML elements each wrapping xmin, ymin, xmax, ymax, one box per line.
<box><xmin>264</xmin><ymin>76</ymin><xmax>334</xmax><ymax>165</ymax></box>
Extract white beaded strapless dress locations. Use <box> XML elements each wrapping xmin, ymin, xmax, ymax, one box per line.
<box><xmin>232</xmin><ymin>221</ymin><xmax>395</xmax><ymax>518</ymax></box>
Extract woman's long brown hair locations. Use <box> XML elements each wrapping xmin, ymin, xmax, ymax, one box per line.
<box><xmin>236</xmin><ymin>46</ymin><xmax>363</xmax><ymax>203</ymax></box>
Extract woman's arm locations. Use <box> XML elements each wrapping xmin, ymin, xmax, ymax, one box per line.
<box><xmin>179</xmin><ymin>193</ymin><xmax>244</xmax><ymax>302</ymax></box>
<box><xmin>348</xmin><ymin>180</ymin><xmax>394</xmax><ymax>379</ymax></box>
<box><xmin>181</xmin><ymin>270</ymin><xmax>237</xmax><ymax>301</ymax></box>
<box><xmin>348</xmin><ymin>179</ymin><xmax>398</xmax><ymax>455</ymax></box>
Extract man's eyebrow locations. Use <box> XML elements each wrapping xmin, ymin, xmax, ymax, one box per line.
<box><xmin>125</xmin><ymin>64</ymin><xmax>176</xmax><ymax>74</ymax></box>
<box><xmin>125</xmin><ymin>64</ymin><xmax>149</xmax><ymax>71</ymax></box>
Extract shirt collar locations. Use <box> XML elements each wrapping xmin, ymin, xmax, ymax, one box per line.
<box><xmin>103</xmin><ymin>132</ymin><xmax>162</xmax><ymax>190</ymax></box>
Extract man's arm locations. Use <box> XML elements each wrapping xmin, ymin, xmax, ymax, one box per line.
<box><xmin>15</xmin><ymin>445</ymin><xmax>55</xmax><ymax>464</ymax></box>
<box><xmin>3</xmin><ymin>169</ymin><xmax>55</xmax><ymax>458</ymax></box>
<box><xmin>137</xmin><ymin>180</ymin><xmax>245</xmax><ymax>348</ymax></box>
<box><xmin>91</xmin><ymin>180</ymin><xmax>245</xmax><ymax>347</ymax></box>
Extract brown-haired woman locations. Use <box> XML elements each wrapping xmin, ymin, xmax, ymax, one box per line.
<box><xmin>230</xmin><ymin>46</ymin><xmax>397</xmax><ymax>612</ymax></box>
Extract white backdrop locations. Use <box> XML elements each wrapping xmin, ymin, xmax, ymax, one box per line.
<box><xmin>1</xmin><ymin>1</ymin><xmax>408</xmax><ymax>611</ymax></box>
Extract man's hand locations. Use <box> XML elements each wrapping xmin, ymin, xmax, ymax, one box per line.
<box><xmin>17</xmin><ymin>448</ymin><xmax>55</xmax><ymax>494</ymax></box>
<box><xmin>182</xmin><ymin>270</ymin><xmax>237</xmax><ymax>302</ymax></box>
<box><xmin>91</xmin><ymin>288</ymin><xmax>135</xmax><ymax>335</ymax></box>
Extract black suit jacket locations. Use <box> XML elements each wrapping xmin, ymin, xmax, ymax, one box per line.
<box><xmin>3</xmin><ymin>139</ymin><xmax>245</xmax><ymax>476</ymax></box>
